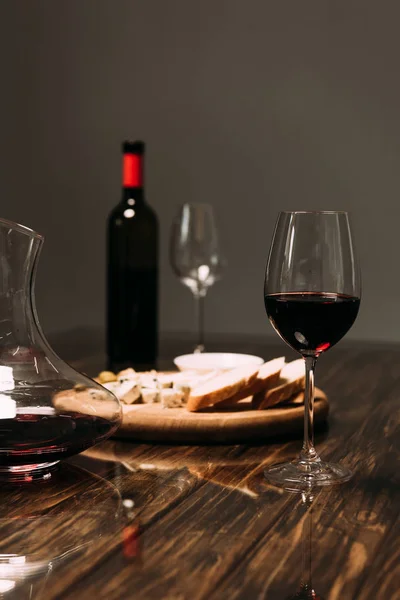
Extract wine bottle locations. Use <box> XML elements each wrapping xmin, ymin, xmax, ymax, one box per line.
<box><xmin>107</xmin><ymin>140</ymin><xmax>158</xmax><ymax>371</ymax></box>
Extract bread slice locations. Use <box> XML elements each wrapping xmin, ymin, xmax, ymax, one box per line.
<box><xmin>186</xmin><ymin>364</ymin><xmax>260</xmax><ymax>412</ymax></box>
<box><xmin>218</xmin><ymin>357</ymin><xmax>285</xmax><ymax>407</ymax></box>
<box><xmin>252</xmin><ymin>358</ymin><xmax>305</xmax><ymax>410</ymax></box>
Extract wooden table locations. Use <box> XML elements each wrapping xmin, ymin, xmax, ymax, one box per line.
<box><xmin>1</xmin><ymin>341</ymin><xmax>399</xmax><ymax>599</ymax></box>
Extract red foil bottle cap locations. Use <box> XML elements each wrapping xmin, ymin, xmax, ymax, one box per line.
<box><xmin>122</xmin><ymin>140</ymin><xmax>144</xmax><ymax>188</ymax></box>
<box><xmin>123</xmin><ymin>154</ymin><xmax>142</xmax><ymax>187</ymax></box>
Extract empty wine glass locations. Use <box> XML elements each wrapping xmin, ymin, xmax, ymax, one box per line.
<box><xmin>264</xmin><ymin>211</ymin><xmax>361</xmax><ymax>490</ymax></box>
<box><xmin>170</xmin><ymin>203</ymin><xmax>223</xmax><ymax>353</ymax></box>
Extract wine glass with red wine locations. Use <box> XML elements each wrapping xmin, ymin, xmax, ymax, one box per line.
<box><xmin>264</xmin><ymin>211</ymin><xmax>361</xmax><ymax>490</ymax></box>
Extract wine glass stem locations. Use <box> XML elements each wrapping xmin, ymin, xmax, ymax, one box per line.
<box><xmin>300</xmin><ymin>356</ymin><xmax>318</xmax><ymax>462</ymax></box>
<box><xmin>194</xmin><ymin>293</ymin><xmax>205</xmax><ymax>352</ymax></box>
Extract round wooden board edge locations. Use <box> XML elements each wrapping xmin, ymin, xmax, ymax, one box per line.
<box><xmin>113</xmin><ymin>390</ymin><xmax>329</xmax><ymax>444</ymax></box>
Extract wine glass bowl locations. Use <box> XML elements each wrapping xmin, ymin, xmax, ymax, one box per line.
<box><xmin>264</xmin><ymin>211</ymin><xmax>360</xmax><ymax>490</ymax></box>
<box><xmin>170</xmin><ymin>203</ymin><xmax>223</xmax><ymax>352</ymax></box>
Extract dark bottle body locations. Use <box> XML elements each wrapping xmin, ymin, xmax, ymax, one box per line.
<box><xmin>107</xmin><ymin>143</ymin><xmax>158</xmax><ymax>372</ymax></box>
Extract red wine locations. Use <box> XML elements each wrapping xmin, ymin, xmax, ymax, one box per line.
<box><xmin>0</xmin><ymin>411</ymin><xmax>116</xmax><ymax>466</ymax></box>
<box><xmin>107</xmin><ymin>141</ymin><xmax>158</xmax><ymax>371</ymax></box>
<box><xmin>265</xmin><ymin>292</ymin><xmax>360</xmax><ymax>355</ymax></box>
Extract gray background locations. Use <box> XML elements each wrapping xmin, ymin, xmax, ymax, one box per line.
<box><xmin>0</xmin><ymin>1</ymin><xmax>397</xmax><ymax>345</ymax></box>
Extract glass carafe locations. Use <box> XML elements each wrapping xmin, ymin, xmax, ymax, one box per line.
<box><xmin>0</xmin><ymin>218</ymin><xmax>122</xmax><ymax>481</ymax></box>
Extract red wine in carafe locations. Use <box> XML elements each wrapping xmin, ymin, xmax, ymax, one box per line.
<box><xmin>0</xmin><ymin>410</ymin><xmax>115</xmax><ymax>466</ymax></box>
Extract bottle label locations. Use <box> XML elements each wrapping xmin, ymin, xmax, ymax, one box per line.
<box><xmin>123</xmin><ymin>154</ymin><xmax>143</xmax><ymax>187</ymax></box>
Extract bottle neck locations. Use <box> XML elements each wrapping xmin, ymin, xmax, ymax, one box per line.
<box><xmin>121</xmin><ymin>187</ymin><xmax>145</xmax><ymax>205</ymax></box>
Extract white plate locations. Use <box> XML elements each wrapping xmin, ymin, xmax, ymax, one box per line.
<box><xmin>173</xmin><ymin>352</ymin><xmax>264</xmax><ymax>375</ymax></box>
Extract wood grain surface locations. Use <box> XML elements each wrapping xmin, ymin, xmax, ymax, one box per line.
<box><xmin>118</xmin><ymin>388</ymin><xmax>329</xmax><ymax>443</ymax></box>
<box><xmin>1</xmin><ymin>341</ymin><xmax>399</xmax><ymax>599</ymax></box>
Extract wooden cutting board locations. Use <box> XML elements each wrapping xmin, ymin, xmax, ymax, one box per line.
<box><xmin>115</xmin><ymin>388</ymin><xmax>328</xmax><ymax>444</ymax></box>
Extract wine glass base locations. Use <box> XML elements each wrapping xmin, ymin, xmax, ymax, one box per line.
<box><xmin>264</xmin><ymin>458</ymin><xmax>352</xmax><ymax>491</ymax></box>
<box><xmin>0</xmin><ymin>461</ymin><xmax>60</xmax><ymax>482</ymax></box>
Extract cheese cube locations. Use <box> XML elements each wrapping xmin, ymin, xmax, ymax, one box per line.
<box><xmin>139</xmin><ymin>373</ymin><xmax>159</xmax><ymax>389</ymax></box>
<box><xmin>161</xmin><ymin>389</ymin><xmax>185</xmax><ymax>408</ymax></box>
<box><xmin>118</xmin><ymin>368</ymin><xmax>137</xmax><ymax>384</ymax></box>
<box><xmin>119</xmin><ymin>381</ymin><xmax>141</xmax><ymax>404</ymax></box>
<box><xmin>103</xmin><ymin>381</ymin><xmax>142</xmax><ymax>405</ymax></box>
<box><xmin>173</xmin><ymin>383</ymin><xmax>191</xmax><ymax>402</ymax></box>
<box><xmin>141</xmin><ymin>389</ymin><xmax>160</xmax><ymax>404</ymax></box>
